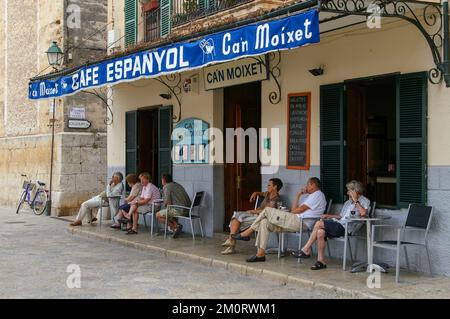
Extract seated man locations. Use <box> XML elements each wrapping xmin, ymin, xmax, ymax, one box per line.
<box><xmin>124</xmin><ymin>172</ymin><xmax>161</xmax><ymax>235</ymax></box>
<box><xmin>221</xmin><ymin>178</ymin><xmax>283</xmax><ymax>255</ymax></box>
<box><xmin>110</xmin><ymin>173</ymin><xmax>142</xmax><ymax>229</ymax></box>
<box><xmin>156</xmin><ymin>174</ymin><xmax>192</xmax><ymax>239</ymax></box>
<box><xmin>233</xmin><ymin>177</ymin><xmax>327</xmax><ymax>262</ymax></box>
<box><xmin>70</xmin><ymin>172</ymin><xmax>124</xmax><ymax>227</ymax></box>
<box><xmin>294</xmin><ymin>180</ymin><xmax>370</xmax><ymax>270</ymax></box>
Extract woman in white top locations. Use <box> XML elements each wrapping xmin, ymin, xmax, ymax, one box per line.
<box><xmin>110</xmin><ymin>174</ymin><xmax>142</xmax><ymax>229</ymax></box>
<box><xmin>294</xmin><ymin>180</ymin><xmax>370</xmax><ymax>270</ymax></box>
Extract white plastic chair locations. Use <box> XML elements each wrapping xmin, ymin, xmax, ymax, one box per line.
<box><xmin>164</xmin><ymin>191</ymin><xmax>205</xmax><ymax>240</ymax></box>
<box><xmin>371</xmin><ymin>204</ymin><xmax>433</xmax><ymax>283</ymax></box>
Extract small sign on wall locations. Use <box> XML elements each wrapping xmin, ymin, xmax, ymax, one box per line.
<box><xmin>203</xmin><ymin>56</ymin><xmax>268</xmax><ymax>90</ymax></box>
<box><xmin>68</xmin><ymin>119</ymin><xmax>91</xmax><ymax>129</ymax></box>
<box><xmin>69</xmin><ymin>107</ymin><xmax>86</xmax><ymax>119</ymax></box>
<box><xmin>172</xmin><ymin>118</ymin><xmax>209</xmax><ymax>164</ymax></box>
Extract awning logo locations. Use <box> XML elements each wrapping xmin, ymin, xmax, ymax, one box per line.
<box><xmin>200</xmin><ymin>38</ymin><xmax>216</xmax><ymax>63</ymax></box>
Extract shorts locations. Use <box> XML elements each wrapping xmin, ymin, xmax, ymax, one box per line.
<box><xmin>230</xmin><ymin>211</ymin><xmax>257</xmax><ymax>231</ymax></box>
<box><xmin>137</xmin><ymin>204</ymin><xmax>153</xmax><ymax>214</ymax></box>
<box><xmin>119</xmin><ymin>203</ymin><xmax>131</xmax><ymax>213</ymax></box>
<box><xmin>158</xmin><ymin>207</ymin><xmax>189</xmax><ymax>220</ymax></box>
<box><xmin>323</xmin><ymin>219</ymin><xmax>345</xmax><ymax>239</ymax></box>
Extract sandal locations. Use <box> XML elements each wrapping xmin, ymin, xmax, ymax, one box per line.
<box><xmin>311</xmin><ymin>261</ymin><xmax>327</xmax><ymax>270</ymax></box>
<box><xmin>126</xmin><ymin>229</ymin><xmax>138</xmax><ymax>235</ymax></box>
<box><xmin>291</xmin><ymin>249</ymin><xmax>311</xmax><ymax>259</ymax></box>
<box><xmin>110</xmin><ymin>224</ymin><xmax>121</xmax><ymax>229</ymax></box>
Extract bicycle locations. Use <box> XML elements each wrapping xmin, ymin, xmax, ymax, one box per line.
<box><xmin>16</xmin><ymin>174</ymin><xmax>49</xmax><ymax>215</ymax></box>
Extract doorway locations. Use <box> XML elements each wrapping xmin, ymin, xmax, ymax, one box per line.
<box><xmin>223</xmin><ymin>82</ymin><xmax>262</xmax><ymax>231</ymax></box>
<box><xmin>126</xmin><ymin>106</ymin><xmax>172</xmax><ymax>188</ymax></box>
<box><xmin>345</xmin><ymin>77</ymin><xmax>396</xmax><ymax>207</ymax></box>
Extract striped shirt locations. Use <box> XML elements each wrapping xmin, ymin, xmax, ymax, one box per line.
<box><xmin>140</xmin><ymin>182</ymin><xmax>161</xmax><ymax>204</ymax></box>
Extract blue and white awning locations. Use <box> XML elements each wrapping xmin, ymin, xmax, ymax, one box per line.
<box><xmin>29</xmin><ymin>9</ymin><xmax>320</xmax><ymax>100</ymax></box>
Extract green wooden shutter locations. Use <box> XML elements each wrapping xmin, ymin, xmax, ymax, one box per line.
<box><xmin>126</xmin><ymin>111</ymin><xmax>138</xmax><ymax>180</ymax></box>
<box><xmin>160</xmin><ymin>0</ymin><xmax>172</xmax><ymax>38</ymax></box>
<box><xmin>396</xmin><ymin>72</ymin><xmax>428</xmax><ymax>206</ymax></box>
<box><xmin>124</xmin><ymin>0</ymin><xmax>137</xmax><ymax>47</ymax></box>
<box><xmin>199</xmin><ymin>0</ymin><xmax>216</xmax><ymax>10</ymax></box>
<box><xmin>320</xmin><ymin>84</ymin><xmax>345</xmax><ymax>203</ymax></box>
<box><xmin>158</xmin><ymin>106</ymin><xmax>173</xmax><ymax>187</ymax></box>
<box><xmin>208</xmin><ymin>0</ymin><xmax>216</xmax><ymax>9</ymax></box>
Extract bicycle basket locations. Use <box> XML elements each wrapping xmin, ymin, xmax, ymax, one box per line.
<box><xmin>22</xmin><ymin>181</ymin><xmax>35</xmax><ymax>190</ymax></box>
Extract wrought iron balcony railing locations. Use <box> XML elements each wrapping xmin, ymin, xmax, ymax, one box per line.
<box><xmin>172</xmin><ymin>0</ymin><xmax>254</xmax><ymax>27</ymax></box>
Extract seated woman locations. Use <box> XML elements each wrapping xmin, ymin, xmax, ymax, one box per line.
<box><xmin>293</xmin><ymin>180</ymin><xmax>370</xmax><ymax>270</ymax></box>
<box><xmin>123</xmin><ymin>172</ymin><xmax>161</xmax><ymax>235</ymax></box>
<box><xmin>70</xmin><ymin>172</ymin><xmax>124</xmax><ymax>227</ymax></box>
<box><xmin>110</xmin><ymin>173</ymin><xmax>142</xmax><ymax>229</ymax></box>
<box><xmin>221</xmin><ymin>178</ymin><xmax>283</xmax><ymax>255</ymax></box>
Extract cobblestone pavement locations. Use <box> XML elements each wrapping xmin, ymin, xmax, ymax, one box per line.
<box><xmin>0</xmin><ymin>209</ymin><xmax>339</xmax><ymax>299</ymax></box>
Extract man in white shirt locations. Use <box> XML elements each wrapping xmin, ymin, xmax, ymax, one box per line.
<box><xmin>233</xmin><ymin>177</ymin><xmax>327</xmax><ymax>262</ymax></box>
<box><xmin>291</xmin><ymin>177</ymin><xmax>327</xmax><ymax>230</ymax></box>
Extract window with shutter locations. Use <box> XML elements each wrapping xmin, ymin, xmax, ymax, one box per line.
<box><xmin>320</xmin><ymin>84</ymin><xmax>345</xmax><ymax>203</ymax></box>
<box><xmin>158</xmin><ymin>106</ymin><xmax>173</xmax><ymax>186</ymax></box>
<box><xmin>124</xmin><ymin>0</ymin><xmax>137</xmax><ymax>47</ymax></box>
<box><xmin>397</xmin><ymin>72</ymin><xmax>428</xmax><ymax>207</ymax></box>
<box><xmin>160</xmin><ymin>0</ymin><xmax>172</xmax><ymax>38</ymax></box>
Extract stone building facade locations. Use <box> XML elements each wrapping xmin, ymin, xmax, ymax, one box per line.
<box><xmin>0</xmin><ymin>0</ymin><xmax>108</xmax><ymax>216</ymax></box>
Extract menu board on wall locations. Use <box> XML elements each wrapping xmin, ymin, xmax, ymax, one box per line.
<box><xmin>287</xmin><ymin>93</ymin><xmax>311</xmax><ymax>170</ymax></box>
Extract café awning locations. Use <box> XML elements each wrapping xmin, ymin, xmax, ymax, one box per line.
<box><xmin>29</xmin><ymin>9</ymin><xmax>320</xmax><ymax>100</ymax></box>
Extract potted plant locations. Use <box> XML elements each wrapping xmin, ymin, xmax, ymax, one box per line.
<box><xmin>142</xmin><ymin>0</ymin><xmax>159</xmax><ymax>12</ymax></box>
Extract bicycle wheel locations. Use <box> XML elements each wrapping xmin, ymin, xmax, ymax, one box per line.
<box><xmin>33</xmin><ymin>190</ymin><xmax>48</xmax><ymax>215</ymax></box>
<box><xmin>16</xmin><ymin>192</ymin><xmax>26</xmax><ymax>214</ymax></box>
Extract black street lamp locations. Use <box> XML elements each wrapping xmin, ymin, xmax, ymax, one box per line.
<box><xmin>44</xmin><ymin>41</ymin><xmax>63</xmax><ymax>216</ymax></box>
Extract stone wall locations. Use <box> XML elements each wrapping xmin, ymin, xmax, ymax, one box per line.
<box><xmin>65</xmin><ymin>0</ymin><xmax>108</xmax><ymax>67</ymax></box>
<box><xmin>0</xmin><ymin>134</ymin><xmax>52</xmax><ymax>207</ymax></box>
<box><xmin>52</xmin><ymin>133</ymin><xmax>108</xmax><ymax>216</ymax></box>
<box><xmin>0</xmin><ymin>133</ymin><xmax>107</xmax><ymax>216</ymax></box>
<box><xmin>0</xmin><ymin>0</ymin><xmax>108</xmax><ymax>214</ymax></box>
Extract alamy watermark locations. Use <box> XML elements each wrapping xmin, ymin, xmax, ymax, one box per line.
<box><xmin>366</xmin><ymin>264</ymin><xmax>382</xmax><ymax>289</ymax></box>
<box><xmin>66</xmin><ymin>1</ymin><xmax>81</xmax><ymax>29</ymax></box>
<box><xmin>172</xmin><ymin>120</ymin><xmax>281</xmax><ymax>174</ymax></box>
<box><xmin>367</xmin><ymin>4</ymin><xmax>382</xmax><ymax>29</ymax></box>
<box><xmin>66</xmin><ymin>264</ymin><xmax>81</xmax><ymax>289</ymax></box>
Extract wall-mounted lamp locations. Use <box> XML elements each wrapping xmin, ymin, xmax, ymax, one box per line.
<box><xmin>159</xmin><ymin>93</ymin><xmax>172</xmax><ymax>100</ymax></box>
<box><xmin>309</xmin><ymin>65</ymin><xmax>324</xmax><ymax>76</ymax></box>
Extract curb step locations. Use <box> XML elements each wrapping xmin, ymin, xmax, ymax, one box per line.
<box><xmin>67</xmin><ymin>227</ymin><xmax>382</xmax><ymax>299</ymax></box>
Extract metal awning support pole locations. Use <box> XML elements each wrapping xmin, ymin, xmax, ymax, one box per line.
<box><xmin>443</xmin><ymin>0</ymin><xmax>450</xmax><ymax>87</ymax></box>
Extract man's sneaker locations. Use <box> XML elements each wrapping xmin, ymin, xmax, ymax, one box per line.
<box><xmin>172</xmin><ymin>224</ymin><xmax>183</xmax><ymax>238</ymax></box>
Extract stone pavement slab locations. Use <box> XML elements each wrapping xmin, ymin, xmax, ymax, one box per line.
<box><xmin>0</xmin><ymin>209</ymin><xmax>342</xmax><ymax>299</ymax></box>
<box><xmin>65</xmin><ymin>217</ymin><xmax>450</xmax><ymax>299</ymax></box>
